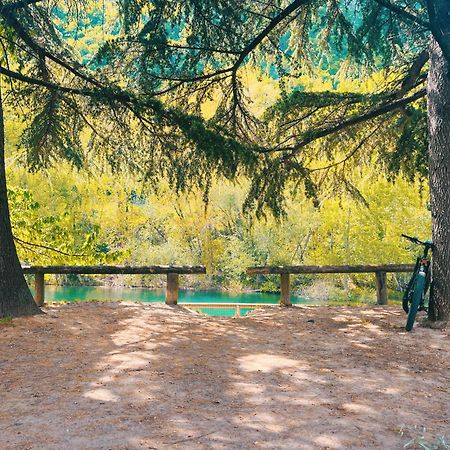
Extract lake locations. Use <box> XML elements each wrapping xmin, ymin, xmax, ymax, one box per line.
<box><xmin>42</xmin><ymin>285</ymin><xmax>312</xmax><ymax>317</ymax></box>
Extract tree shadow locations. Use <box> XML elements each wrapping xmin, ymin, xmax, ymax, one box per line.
<box><xmin>0</xmin><ymin>302</ymin><xmax>449</xmax><ymax>449</ymax></box>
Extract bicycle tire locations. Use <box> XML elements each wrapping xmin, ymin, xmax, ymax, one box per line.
<box><xmin>403</xmin><ymin>258</ymin><xmax>420</xmax><ymax>313</ymax></box>
<box><xmin>405</xmin><ymin>273</ymin><xmax>425</xmax><ymax>331</ymax></box>
<box><xmin>402</xmin><ymin>276</ymin><xmax>415</xmax><ymax>313</ymax></box>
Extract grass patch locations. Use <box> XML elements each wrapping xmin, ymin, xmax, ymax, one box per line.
<box><xmin>0</xmin><ymin>316</ymin><xmax>13</xmax><ymax>326</ymax></box>
<box><xmin>400</xmin><ymin>424</ymin><xmax>450</xmax><ymax>449</ymax></box>
<box><xmin>326</xmin><ymin>288</ymin><xmax>376</xmax><ymax>306</ymax></box>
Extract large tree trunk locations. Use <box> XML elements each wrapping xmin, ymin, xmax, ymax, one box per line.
<box><xmin>427</xmin><ymin>36</ymin><xmax>450</xmax><ymax>322</ymax></box>
<box><xmin>0</xmin><ymin>87</ymin><xmax>41</xmax><ymax>317</ymax></box>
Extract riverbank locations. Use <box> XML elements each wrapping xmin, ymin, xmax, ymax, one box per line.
<box><xmin>1</xmin><ymin>302</ymin><xmax>448</xmax><ymax>449</ymax></box>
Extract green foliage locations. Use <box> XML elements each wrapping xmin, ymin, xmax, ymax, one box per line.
<box><xmin>0</xmin><ymin>0</ymin><xmax>435</xmax><ymax>299</ymax></box>
<box><xmin>8</xmin><ymin>182</ymin><xmax>124</xmax><ymax>265</ymax></box>
<box><xmin>401</xmin><ymin>425</ymin><xmax>450</xmax><ymax>450</ymax></box>
<box><xmin>0</xmin><ymin>0</ymin><xmax>432</xmax><ymax>219</ymax></box>
<box><xmin>7</xmin><ymin>150</ymin><xmax>430</xmax><ymax>293</ymax></box>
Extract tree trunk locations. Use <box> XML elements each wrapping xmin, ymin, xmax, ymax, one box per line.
<box><xmin>0</xmin><ymin>86</ymin><xmax>41</xmax><ymax>317</ymax></box>
<box><xmin>427</xmin><ymin>36</ymin><xmax>450</xmax><ymax>322</ymax></box>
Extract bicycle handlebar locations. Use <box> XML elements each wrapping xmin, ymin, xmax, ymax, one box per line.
<box><xmin>401</xmin><ymin>234</ymin><xmax>433</xmax><ymax>248</ymax></box>
<box><xmin>401</xmin><ymin>234</ymin><xmax>420</xmax><ymax>244</ymax></box>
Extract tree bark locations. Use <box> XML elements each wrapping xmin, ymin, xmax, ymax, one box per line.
<box><xmin>0</xmin><ymin>86</ymin><xmax>41</xmax><ymax>317</ymax></box>
<box><xmin>427</xmin><ymin>36</ymin><xmax>450</xmax><ymax>322</ymax></box>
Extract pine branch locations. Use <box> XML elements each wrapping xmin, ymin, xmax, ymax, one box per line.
<box><xmin>400</xmin><ymin>50</ymin><xmax>429</xmax><ymax>95</ymax></box>
<box><xmin>0</xmin><ymin>65</ymin><xmax>106</xmax><ymax>98</ymax></box>
<box><xmin>147</xmin><ymin>68</ymin><xmax>233</xmax><ymax>84</ymax></box>
<box><xmin>269</xmin><ymin>88</ymin><xmax>427</xmax><ymax>155</ymax></box>
<box><xmin>308</xmin><ymin>125</ymin><xmax>382</xmax><ymax>172</ymax></box>
<box><xmin>155</xmin><ymin>43</ymin><xmax>241</xmax><ymax>55</ymax></box>
<box><xmin>373</xmin><ymin>0</ymin><xmax>430</xmax><ymax>28</ymax></box>
<box><xmin>146</xmin><ymin>0</ymin><xmax>310</xmax><ymax>115</ymax></box>
<box><xmin>0</xmin><ymin>3</ymin><xmax>103</xmax><ymax>89</ymax></box>
<box><xmin>232</xmin><ymin>0</ymin><xmax>310</xmax><ymax>72</ymax></box>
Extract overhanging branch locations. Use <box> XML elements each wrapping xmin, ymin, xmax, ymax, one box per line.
<box><xmin>308</xmin><ymin>124</ymin><xmax>382</xmax><ymax>172</ymax></box>
<box><xmin>267</xmin><ymin>88</ymin><xmax>427</xmax><ymax>155</ymax></box>
<box><xmin>232</xmin><ymin>0</ymin><xmax>310</xmax><ymax>72</ymax></box>
<box><xmin>0</xmin><ymin>2</ymin><xmax>103</xmax><ymax>89</ymax></box>
<box><xmin>400</xmin><ymin>50</ymin><xmax>429</xmax><ymax>95</ymax></box>
<box><xmin>373</xmin><ymin>0</ymin><xmax>430</xmax><ymax>28</ymax></box>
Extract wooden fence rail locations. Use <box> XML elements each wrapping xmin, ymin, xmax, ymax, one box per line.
<box><xmin>22</xmin><ymin>265</ymin><xmax>206</xmax><ymax>307</ymax></box>
<box><xmin>246</xmin><ymin>264</ymin><xmax>416</xmax><ymax>306</ymax></box>
<box><xmin>23</xmin><ymin>263</ymin><xmax>416</xmax><ymax>309</ymax></box>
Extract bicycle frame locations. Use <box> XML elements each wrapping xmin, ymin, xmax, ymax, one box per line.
<box><xmin>401</xmin><ymin>234</ymin><xmax>433</xmax><ymax>331</ymax></box>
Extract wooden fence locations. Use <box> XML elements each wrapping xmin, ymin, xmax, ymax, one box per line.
<box><xmin>246</xmin><ymin>264</ymin><xmax>416</xmax><ymax>306</ymax></box>
<box><xmin>22</xmin><ymin>265</ymin><xmax>206</xmax><ymax>306</ymax></box>
<box><xmin>22</xmin><ymin>263</ymin><xmax>416</xmax><ymax>309</ymax></box>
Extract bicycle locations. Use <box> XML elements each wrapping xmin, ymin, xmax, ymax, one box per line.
<box><xmin>402</xmin><ymin>234</ymin><xmax>433</xmax><ymax>331</ymax></box>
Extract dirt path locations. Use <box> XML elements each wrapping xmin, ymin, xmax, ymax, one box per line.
<box><xmin>0</xmin><ymin>303</ymin><xmax>449</xmax><ymax>449</ymax></box>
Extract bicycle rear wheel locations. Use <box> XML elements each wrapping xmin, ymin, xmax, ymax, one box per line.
<box><xmin>405</xmin><ymin>273</ymin><xmax>425</xmax><ymax>331</ymax></box>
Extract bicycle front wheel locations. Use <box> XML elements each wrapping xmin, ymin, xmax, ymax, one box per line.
<box><xmin>403</xmin><ymin>258</ymin><xmax>421</xmax><ymax>313</ymax></box>
<box><xmin>405</xmin><ymin>273</ymin><xmax>426</xmax><ymax>331</ymax></box>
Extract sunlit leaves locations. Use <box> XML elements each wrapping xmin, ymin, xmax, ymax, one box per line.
<box><xmin>8</xmin><ymin>186</ymin><xmax>123</xmax><ymax>265</ymax></box>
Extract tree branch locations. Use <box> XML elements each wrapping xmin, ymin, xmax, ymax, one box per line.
<box><xmin>232</xmin><ymin>0</ymin><xmax>310</xmax><ymax>72</ymax></box>
<box><xmin>147</xmin><ymin>67</ymin><xmax>233</xmax><ymax>84</ymax></box>
<box><xmin>0</xmin><ymin>64</ymin><xmax>168</xmax><ymax>116</ymax></box>
<box><xmin>269</xmin><ymin>88</ymin><xmax>427</xmax><ymax>155</ymax></box>
<box><xmin>158</xmin><ymin>43</ymin><xmax>241</xmax><ymax>55</ymax></box>
<box><xmin>309</xmin><ymin>125</ymin><xmax>382</xmax><ymax>172</ymax></box>
<box><xmin>373</xmin><ymin>0</ymin><xmax>430</xmax><ymax>28</ymax></box>
<box><xmin>0</xmin><ymin>65</ymin><xmax>106</xmax><ymax>97</ymax></box>
<box><xmin>13</xmin><ymin>236</ymin><xmax>85</xmax><ymax>257</ymax></box>
<box><xmin>400</xmin><ymin>50</ymin><xmax>429</xmax><ymax>95</ymax></box>
<box><xmin>0</xmin><ymin>3</ymin><xmax>103</xmax><ymax>89</ymax></box>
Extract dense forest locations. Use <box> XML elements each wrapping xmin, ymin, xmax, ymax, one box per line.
<box><xmin>4</xmin><ymin>9</ymin><xmax>429</xmax><ymax>297</ymax></box>
<box><xmin>6</xmin><ymin>108</ymin><xmax>430</xmax><ymax>297</ymax></box>
<box><xmin>2</xmin><ymin>0</ymin><xmax>447</xmax><ymax>317</ymax></box>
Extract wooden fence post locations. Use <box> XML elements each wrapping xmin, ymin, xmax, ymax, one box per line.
<box><xmin>375</xmin><ymin>271</ymin><xmax>388</xmax><ymax>305</ymax></box>
<box><xmin>34</xmin><ymin>273</ymin><xmax>45</xmax><ymax>306</ymax></box>
<box><xmin>280</xmin><ymin>273</ymin><xmax>292</xmax><ymax>306</ymax></box>
<box><xmin>166</xmin><ymin>273</ymin><xmax>179</xmax><ymax>305</ymax></box>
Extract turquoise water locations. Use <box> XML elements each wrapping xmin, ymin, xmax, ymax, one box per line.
<box><xmin>42</xmin><ymin>285</ymin><xmax>311</xmax><ymax>317</ymax></box>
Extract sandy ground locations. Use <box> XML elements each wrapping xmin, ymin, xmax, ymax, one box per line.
<box><xmin>0</xmin><ymin>302</ymin><xmax>449</xmax><ymax>450</ymax></box>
